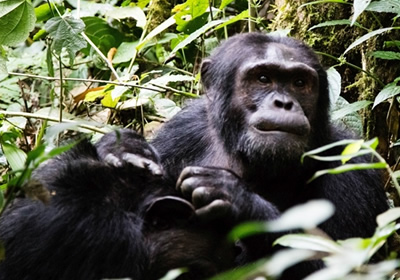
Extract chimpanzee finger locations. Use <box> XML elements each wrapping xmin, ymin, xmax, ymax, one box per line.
<box><xmin>177</xmin><ymin>166</ymin><xmax>236</xmax><ymax>188</ymax></box>
<box><xmin>122</xmin><ymin>153</ymin><xmax>163</xmax><ymax>175</ymax></box>
<box><xmin>176</xmin><ymin>166</ymin><xmax>212</xmax><ymax>189</ymax></box>
<box><xmin>192</xmin><ymin>187</ymin><xmax>231</xmax><ymax>209</ymax></box>
<box><xmin>195</xmin><ymin>199</ymin><xmax>232</xmax><ymax>223</ymax></box>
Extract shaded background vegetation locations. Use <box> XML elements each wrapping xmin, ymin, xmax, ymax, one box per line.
<box><xmin>1</xmin><ymin>0</ymin><xmax>400</xmax><ymax>279</ymax></box>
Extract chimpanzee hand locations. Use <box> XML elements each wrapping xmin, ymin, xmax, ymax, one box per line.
<box><xmin>95</xmin><ymin>129</ymin><xmax>163</xmax><ymax>176</ymax></box>
<box><xmin>176</xmin><ymin>166</ymin><xmax>280</xmax><ymax>224</ymax></box>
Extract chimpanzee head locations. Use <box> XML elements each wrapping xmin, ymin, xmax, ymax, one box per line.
<box><xmin>200</xmin><ymin>33</ymin><xmax>329</xmax><ymax>168</ymax></box>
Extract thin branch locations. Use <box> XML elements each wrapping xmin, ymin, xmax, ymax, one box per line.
<box><xmin>7</xmin><ymin>72</ymin><xmax>165</xmax><ymax>93</ymax></box>
<box><xmin>0</xmin><ymin>111</ymin><xmax>109</xmax><ymax>134</ymax></box>
<box><xmin>81</xmin><ymin>32</ymin><xmax>121</xmax><ymax>82</ymax></box>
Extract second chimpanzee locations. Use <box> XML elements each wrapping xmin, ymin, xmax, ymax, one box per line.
<box><xmin>0</xmin><ymin>130</ymin><xmax>245</xmax><ymax>280</ymax></box>
<box><xmin>152</xmin><ymin>33</ymin><xmax>388</xmax><ymax>256</ymax></box>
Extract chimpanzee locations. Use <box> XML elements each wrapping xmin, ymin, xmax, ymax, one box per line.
<box><xmin>0</xmin><ymin>130</ymin><xmax>243</xmax><ymax>280</ymax></box>
<box><xmin>151</xmin><ymin>33</ymin><xmax>389</xmax><ymax>255</ymax></box>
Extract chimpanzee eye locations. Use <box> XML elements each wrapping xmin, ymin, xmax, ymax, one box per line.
<box><xmin>294</xmin><ymin>79</ymin><xmax>306</xmax><ymax>87</ymax></box>
<box><xmin>258</xmin><ymin>75</ymin><xmax>271</xmax><ymax>84</ymax></box>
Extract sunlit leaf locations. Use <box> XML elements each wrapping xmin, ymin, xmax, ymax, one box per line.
<box><xmin>366</xmin><ymin>0</ymin><xmax>400</xmax><ymax>14</ymax></box>
<box><xmin>1</xmin><ymin>142</ymin><xmax>27</xmax><ymax>171</ymax></box>
<box><xmin>307</xmin><ymin>162</ymin><xmax>387</xmax><ymax>183</ymax></box>
<box><xmin>351</xmin><ymin>0</ymin><xmax>372</xmax><ymax>25</ymax></box>
<box><xmin>376</xmin><ymin>208</ymin><xmax>400</xmax><ymax>228</ymax></box>
<box><xmin>302</xmin><ymin>139</ymin><xmax>357</xmax><ymax>163</ymax></box>
<box><xmin>219</xmin><ymin>0</ymin><xmax>234</xmax><ymax>9</ymax></box>
<box><xmin>169</xmin><ymin>19</ymin><xmax>225</xmax><ymax>57</ymax></box>
<box><xmin>268</xmin><ymin>200</ymin><xmax>335</xmax><ymax>231</ymax></box>
<box><xmin>137</xmin><ymin>16</ymin><xmax>176</xmax><ymax>51</ymax></box>
<box><xmin>275</xmin><ymin>234</ymin><xmax>341</xmax><ymax>253</ymax></box>
<box><xmin>373</xmin><ymin>79</ymin><xmax>400</xmax><ymax>108</ymax></box>
<box><xmin>215</xmin><ymin>10</ymin><xmax>249</xmax><ymax>30</ymax></box>
<box><xmin>343</xmin><ymin>27</ymin><xmax>393</xmax><ymax>55</ymax></box>
<box><xmin>327</xmin><ymin>67</ymin><xmax>341</xmax><ymax>104</ymax></box>
<box><xmin>341</xmin><ymin>140</ymin><xmax>363</xmax><ymax>164</ymax></box>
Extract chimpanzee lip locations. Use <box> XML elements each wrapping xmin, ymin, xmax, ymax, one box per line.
<box><xmin>252</xmin><ymin>122</ymin><xmax>309</xmax><ymax>136</ymax></box>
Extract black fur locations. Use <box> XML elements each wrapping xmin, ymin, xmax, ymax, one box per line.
<box><xmin>0</xmin><ymin>130</ymin><xmax>236</xmax><ymax>280</ymax></box>
<box><xmin>151</xmin><ymin>33</ymin><xmax>389</xmax><ymax>276</ymax></box>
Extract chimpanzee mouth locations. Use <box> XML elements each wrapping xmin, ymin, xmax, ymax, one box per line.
<box><xmin>252</xmin><ymin>122</ymin><xmax>310</xmax><ymax>136</ymax></box>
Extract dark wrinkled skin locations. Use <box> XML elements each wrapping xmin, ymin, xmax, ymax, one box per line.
<box><xmin>151</xmin><ymin>33</ymin><xmax>389</xmax><ymax>279</ymax></box>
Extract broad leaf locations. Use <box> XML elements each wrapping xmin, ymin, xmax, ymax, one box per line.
<box><xmin>0</xmin><ymin>0</ymin><xmax>35</xmax><ymax>46</ymax></box>
<box><xmin>373</xmin><ymin>78</ymin><xmax>400</xmax><ymax>108</ymax></box>
<box><xmin>106</xmin><ymin>6</ymin><xmax>146</xmax><ymax>28</ymax></box>
<box><xmin>341</xmin><ymin>140</ymin><xmax>363</xmax><ymax>164</ymax></box>
<box><xmin>309</xmin><ymin>19</ymin><xmax>362</xmax><ymax>30</ymax></box>
<box><xmin>45</xmin><ymin>16</ymin><xmax>87</xmax><ymax>63</ymax></box>
<box><xmin>376</xmin><ymin>208</ymin><xmax>400</xmax><ymax>228</ymax></box>
<box><xmin>169</xmin><ymin>19</ymin><xmax>224</xmax><ymax>57</ymax></box>
<box><xmin>275</xmin><ymin>234</ymin><xmax>341</xmax><ymax>253</ymax></box>
<box><xmin>308</xmin><ymin>162</ymin><xmax>387</xmax><ymax>183</ymax></box>
<box><xmin>331</xmin><ymin>100</ymin><xmax>372</xmax><ymax>120</ymax></box>
<box><xmin>344</xmin><ymin>27</ymin><xmax>393</xmax><ymax>55</ymax></box>
<box><xmin>1</xmin><ymin>142</ymin><xmax>27</xmax><ymax>171</ymax></box>
<box><xmin>268</xmin><ymin>200</ymin><xmax>335</xmax><ymax>231</ymax></box>
<box><xmin>327</xmin><ymin>67</ymin><xmax>341</xmax><ymax>104</ymax></box>
<box><xmin>215</xmin><ymin>10</ymin><xmax>249</xmax><ymax>30</ymax></box>
<box><xmin>366</xmin><ymin>0</ymin><xmax>400</xmax><ymax>14</ymax></box>
<box><xmin>82</xmin><ymin>17</ymin><xmax>124</xmax><ymax>56</ymax></box>
<box><xmin>351</xmin><ymin>0</ymin><xmax>372</xmax><ymax>26</ymax></box>
<box><xmin>370</xmin><ymin>51</ymin><xmax>400</xmax><ymax>60</ymax></box>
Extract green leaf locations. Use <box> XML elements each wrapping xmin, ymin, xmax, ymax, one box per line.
<box><xmin>341</xmin><ymin>140</ymin><xmax>363</xmax><ymax>164</ymax></box>
<box><xmin>35</xmin><ymin>3</ymin><xmax>65</xmax><ymax>22</ymax></box>
<box><xmin>366</xmin><ymin>0</ymin><xmax>400</xmax><ymax>14</ymax></box>
<box><xmin>331</xmin><ymin>100</ymin><xmax>372</xmax><ymax>120</ymax></box>
<box><xmin>307</xmin><ymin>162</ymin><xmax>387</xmax><ymax>183</ymax></box>
<box><xmin>45</xmin><ymin>16</ymin><xmax>87</xmax><ymax>63</ymax></box>
<box><xmin>310</xmin><ymin>19</ymin><xmax>362</xmax><ymax>30</ymax></box>
<box><xmin>113</xmin><ymin>41</ymin><xmax>139</xmax><ymax>64</ymax></box>
<box><xmin>1</xmin><ymin>142</ymin><xmax>27</xmax><ymax>171</ymax></box>
<box><xmin>299</xmin><ymin>0</ymin><xmax>348</xmax><ymax>8</ymax></box>
<box><xmin>0</xmin><ymin>52</ymin><xmax>6</xmax><ymax>75</ymax></box>
<box><xmin>106</xmin><ymin>6</ymin><xmax>146</xmax><ymax>28</ymax></box>
<box><xmin>169</xmin><ymin>19</ymin><xmax>224</xmax><ymax>57</ymax></box>
<box><xmin>215</xmin><ymin>10</ymin><xmax>249</xmax><ymax>30</ymax></box>
<box><xmin>302</xmin><ymin>139</ymin><xmax>358</xmax><ymax>163</ymax></box>
<box><xmin>154</xmin><ymin>98</ymin><xmax>181</xmax><ymax>119</ymax></box>
<box><xmin>343</xmin><ymin>27</ymin><xmax>393</xmax><ymax>55</ymax></box>
<box><xmin>373</xmin><ymin>79</ymin><xmax>400</xmax><ymax>108</ymax></box>
<box><xmin>268</xmin><ymin>200</ymin><xmax>335</xmax><ymax>231</ymax></box>
<box><xmin>0</xmin><ymin>0</ymin><xmax>36</xmax><ymax>46</ymax></box>
<box><xmin>327</xmin><ymin>67</ymin><xmax>341</xmax><ymax>104</ymax></box>
<box><xmin>82</xmin><ymin>17</ymin><xmax>124</xmax><ymax>56</ymax></box>
<box><xmin>137</xmin><ymin>16</ymin><xmax>176</xmax><ymax>52</ymax></box>
<box><xmin>376</xmin><ymin>208</ymin><xmax>400</xmax><ymax>228</ymax></box>
<box><xmin>219</xmin><ymin>0</ymin><xmax>234</xmax><ymax>9</ymax></box>
<box><xmin>275</xmin><ymin>234</ymin><xmax>341</xmax><ymax>253</ymax></box>
<box><xmin>229</xmin><ymin>221</ymin><xmax>269</xmax><ymax>241</ymax></box>
<box><xmin>352</xmin><ymin>0</ymin><xmax>372</xmax><ymax>25</ymax></box>
<box><xmin>370</xmin><ymin>51</ymin><xmax>400</xmax><ymax>60</ymax></box>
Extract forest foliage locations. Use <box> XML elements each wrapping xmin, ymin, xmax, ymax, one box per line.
<box><xmin>1</xmin><ymin>0</ymin><xmax>400</xmax><ymax>279</ymax></box>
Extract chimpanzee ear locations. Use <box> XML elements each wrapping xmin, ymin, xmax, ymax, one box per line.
<box><xmin>200</xmin><ymin>59</ymin><xmax>212</xmax><ymax>89</ymax></box>
<box><xmin>144</xmin><ymin>196</ymin><xmax>195</xmax><ymax>222</ymax></box>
